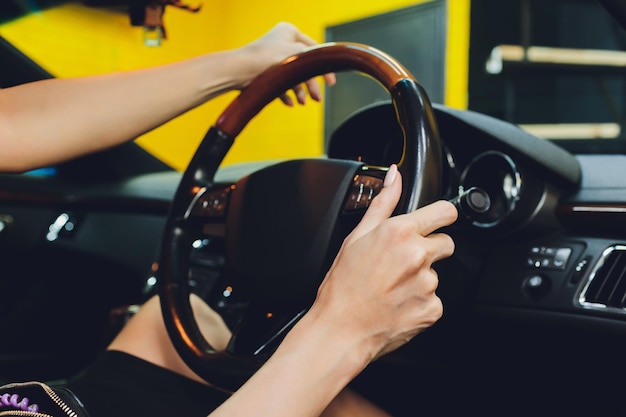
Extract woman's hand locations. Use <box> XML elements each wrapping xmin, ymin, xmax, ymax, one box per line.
<box><xmin>310</xmin><ymin>164</ymin><xmax>457</xmax><ymax>364</ymax></box>
<box><xmin>234</xmin><ymin>22</ymin><xmax>336</xmax><ymax>106</ymax></box>
<box><xmin>211</xmin><ymin>165</ymin><xmax>457</xmax><ymax>417</ymax></box>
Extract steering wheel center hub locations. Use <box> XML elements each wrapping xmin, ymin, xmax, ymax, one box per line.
<box><xmin>225</xmin><ymin>159</ymin><xmax>362</xmax><ymax>303</ymax></box>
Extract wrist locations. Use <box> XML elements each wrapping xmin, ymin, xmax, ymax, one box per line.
<box><xmin>278</xmin><ymin>306</ymin><xmax>377</xmax><ymax>380</ymax></box>
<box><xmin>213</xmin><ymin>311</ymin><xmax>374</xmax><ymax>417</ymax></box>
<box><xmin>182</xmin><ymin>49</ymin><xmax>250</xmax><ymax>103</ymax></box>
<box><xmin>221</xmin><ymin>48</ymin><xmax>255</xmax><ymax>90</ymax></box>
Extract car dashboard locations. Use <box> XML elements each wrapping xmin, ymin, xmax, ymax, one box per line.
<box><xmin>326</xmin><ymin>101</ymin><xmax>626</xmax><ymax>413</ymax></box>
<box><xmin>2</xmin><ymin>100</ymin><xmax>626</xmax><ymax>414</ymax></box>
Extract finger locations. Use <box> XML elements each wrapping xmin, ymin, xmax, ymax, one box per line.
<box><xmin>409</xmin><ymin>200</ymin><xmax>458</xmax><ymax>236</ymax></box>
<box><xmin>279</xmin><ymin>92</ymin><xmax>294</xmax><ymax>107</ymax></box>
<box><xmin>323</xmin><ymin>72</ymin><xmax>337</xmax><ymax>87</ymax></box>
<box><xmin>349</xmin><ymin>164</ymin><xmax>401</xmax><ymax>241</ymax></box>
<box><xmin>425</xmin><ymin>232</ymin><xmax>456</xmax><ymax>263</ymax></box>
<box><xmin>302</xmin><ymin>74</ymin><xmax>336</xmax><ymax>102</ymax></box>
<box><xmin>286</xmin><ymin>27</ymin><xmax>337</xmax><ymax>87</ymax></box>
<box><xmin>293</xmin><ymin>84</ymin><xmax>307</xmax><ymax>105</ymax></box>
<box><xmin>304</xmin><ymin>79</ymin><xmax>322</xmax><ymax>102</ymax></box>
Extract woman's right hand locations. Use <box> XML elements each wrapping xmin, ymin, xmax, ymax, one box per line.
<box><xmin>211</xmin><ymin>164</ymin><xmax>457</xmax><ymax>417</ymax></box>
<box><xmin>308</xmin><ymin>164</ymin><xmax>457</xmax><ymax>365</ymax></box>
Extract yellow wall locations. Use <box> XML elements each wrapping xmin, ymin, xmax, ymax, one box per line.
<box><xmin>0</xmin><ymin>0</ymin><xmax>469</xmax><ymax>171</ymax></box>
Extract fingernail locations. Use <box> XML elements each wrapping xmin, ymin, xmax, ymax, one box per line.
<box><xmin>383</xmin><ymin>164</ymin><xmax>397</xmax><ymax>187</ymax></box>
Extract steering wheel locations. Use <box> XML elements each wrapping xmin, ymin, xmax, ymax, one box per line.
<box><xmin>158</xmin><ymin>42</ymin><xmax>443</xmax><ymax>393</ymax></box>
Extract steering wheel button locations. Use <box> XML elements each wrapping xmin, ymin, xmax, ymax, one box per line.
<box><xmin>343</xmin><ymin>176</ymin><xmax>383</xmax><ymax>212</ymax></box>
<box><xmin>344</xmin><ymin>191</ymin><xmax>358</xmax><ymax>210</ymax></box>
<box><xmin>190</xmin><ymin>187</ymin><xmax>231</xmax><ymax>218</ymax></box>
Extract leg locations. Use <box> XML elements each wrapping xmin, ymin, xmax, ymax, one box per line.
<box><xmin>320</xmin><ymin>389</ymin><xmax>391</xmax><ymax>417</ymax></box>
<box><xmin>108</xmin><ymin>294</ymin><xmax>391</xmax><ymax>416</ymax></box>
<box><xmin>107</xmin><ymin>294</ymin><xmax>230</xmax><ymax>384</ymax></box>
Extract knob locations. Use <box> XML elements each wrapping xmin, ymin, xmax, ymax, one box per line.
<box><xmin>449</xmin><ymin>187</ymin><xmax>491</xmax><ymax>223</ymax></box>
<box><xmin>523</xmin><ymin>274</ymin><xmax>551</xmax><ymax>298</ymax></box>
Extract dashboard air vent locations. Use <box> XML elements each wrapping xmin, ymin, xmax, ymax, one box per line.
<box><xmin>579</xmin><ymin>245</ymin><xmax>626</xmax><ymax>312</ymax></box>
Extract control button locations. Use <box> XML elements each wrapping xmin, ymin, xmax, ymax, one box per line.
<box><xmin>526</xmin><ymin>256</ymin><xmax>552</xmax><ymax>268</ymax></box>
<box><xmin>571</xmin><ymin>255</ymin><xmax>592</xmax><ymax>284</ymax></box>
<box><xmin>46</xmin><ymin>213</ymin><xmax>78</xmax><ymax>242</ymax></box>
<box><xmin>526</xmin><ymin>246</ymin><xmax>572</xmax><ymax>270</ymax></box>
<box><xmin>0</xmin><ymin>214</ymin><xmax>13</xmax><ymax>233</ymax></box>
<box><xmin>530</xmin><ymin>246</ymin><xmax>556</xmax><ymax>255</ymax></box>
<box><xmin>523</xmin><ymin>274</ymin><xmax>551</xmax><ymax>298</ymax></box>
<box><xmin>552</xmin><ymin>248</ymin><xmax>572</xmax><ymax>270</ymax></box>
<box><xmin>343</xmin><ymin>175</ymin><xmax>383</xmax><ymax>212</ymax></box>
<box><xmin>190</xmin><ymin>186</ymin><xmax>232</xmax><ymax>218</ymax></box>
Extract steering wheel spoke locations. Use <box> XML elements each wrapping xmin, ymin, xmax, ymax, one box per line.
<box><xmin>227</xmin><ymin>304</ymin><xmax>307</xmax><ymax>361</ymax></box>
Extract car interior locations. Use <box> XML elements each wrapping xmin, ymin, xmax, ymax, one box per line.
<box><xmin>3</xmin><ymin>0</ymin><xmax>626</xmax><ymax>415</ymax></box>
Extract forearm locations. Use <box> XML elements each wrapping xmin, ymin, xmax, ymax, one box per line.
<box><xmin>0</xmin><ymin>22</ymin><xmax>332</xmax><ymax>173</ymax></box>
<box><xmin>0</xmin><ymin>49</ymin><xmax>247</xmax><ymax>172</ymax></box>
<box><xmin>209</xmin><ymin>311</ymin><xmax>373</xmax><ymax>417</ymax></box>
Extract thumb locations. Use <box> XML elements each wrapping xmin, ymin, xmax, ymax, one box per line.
<box><xmin>346</xmin><ymin>164</ymin><xmax>401</xmax><ymax>243</ymax></box>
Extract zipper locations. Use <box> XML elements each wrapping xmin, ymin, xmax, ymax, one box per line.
<box><xmin>0</xmin><ymin>411</ymin><xmax>53</xmax><ymax>417</ymax></box>
<box><xmin>39</xmin><ymin>385</ymin><xmax>77</xmax><ymax>417</ymax></box>
<box><xmin>0</xmin><ymin>382</ymin><xmax>79</xmax><ymax>417</ymax></box>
